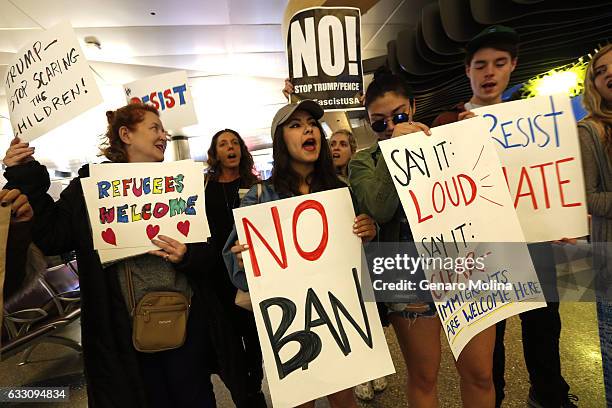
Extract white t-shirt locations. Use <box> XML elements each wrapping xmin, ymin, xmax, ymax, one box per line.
<box><xmin>464</xmin><ymin>101</ymin><xmax>484</xmax><ymax>111</ymax></box>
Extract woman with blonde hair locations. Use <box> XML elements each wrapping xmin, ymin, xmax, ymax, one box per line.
<box><xmin>329</xmin><ymin>129</ymin><xmax>357</xmax><ymax>181</ymax></box>
<box><xmin>578</xmin><ymin>43</ymin><xmax>612</xmax><ymax>406</ymax></box>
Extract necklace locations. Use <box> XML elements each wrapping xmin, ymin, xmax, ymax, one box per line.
<box><xmin>221</xmin><ymin>180</ymin><xmax>239</xmax><ymax>219</ymax></box>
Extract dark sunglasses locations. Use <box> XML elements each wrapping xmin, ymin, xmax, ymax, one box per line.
<box><xmin>370</xmin><ymin>112</ymin><xmax>410</xmax><ymax>132</ymax></box>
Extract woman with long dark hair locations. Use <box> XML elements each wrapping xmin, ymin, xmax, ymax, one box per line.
<box><xmin>203</xmin><ymin>128</ymin><xmax>266</xmax><ymax>406</ymax></box>
<box><xmin>2</xmin><ymin>103</ymin><xmax>250</xmax><ymax>407</ymax></box>
<box><xmin>579</xmin><ymin>44</ymin><xmax>612</xmax><ymax>406</ymax></box>
<box><xmin>349</xmin><ymin>67</ymin><xmax>496</xmax><ymax>407</ymax></box>
<box><xmin>223</xmin><ymin>100</ymin><xmax>377</xmax><ymax>407</ymax></box>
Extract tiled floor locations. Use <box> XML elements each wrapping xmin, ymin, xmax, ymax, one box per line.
<box><xmin>0</xmin><ymin>301</ymin><xmax>604</xmax><ymax>407</ymax></box>
<box><xmin>0</xmin><ymin>243</ymin><xmax>605</xmax><ymax>407</ymax></box>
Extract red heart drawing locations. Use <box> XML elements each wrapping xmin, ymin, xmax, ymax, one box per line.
<box><xmin>146</xmin><ymin>224</ymin><xmax>160</xmax><ymax>240</ymax></box>
<box><xmin>177</xmin><ymin>220</ymin><xmax>190</xmax><ymax>237</ymax></box>
<box><xmin>101</xmin><ymin>228</ymin><xmax>117</xmax><ymax>246</ymax></box>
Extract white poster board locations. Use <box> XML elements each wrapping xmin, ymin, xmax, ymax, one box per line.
<box><xmin>81</xmin><ymin>160</ymin><xmax>209</xmax><ymax>257</ymax></box>
<box><xmin>123</xmin><ymin>71</ymin><xmax>198</xmax><ymax>132</ymax></box>
<box><xmin>233</xmin><ymin>188</ymin><xmax>394</xmax><ymax>407</ymax></box>
<box><xmin>379</xmin><ymin>117</ymin><xmax>546</xmax><ymax>358</ymax></box>
<box><xmin>472</xmin><ymin>94</ymin><xmax>588</xmax><ymax>242</ymax></box>
<box><xmin>4</xmin><ymin>22</ymin><xmax>103</xmax><ymax>142</ymax></box>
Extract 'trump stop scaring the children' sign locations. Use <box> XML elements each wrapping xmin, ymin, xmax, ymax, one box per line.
<box><xmin>4</xmin><ymin>22</ymin><xmax>103</xmax><ymax>142</ymax></box>
<box><xmin>287</xmin><ymin>7</ymin><xmax>364</xmax><ymax>111</ymax></box>
<box><xmin>234</xmin><ymin>188</ymin><xmax>394</xmax><ymax>407</ymax></box>
<box><xmin>81</xmin><ymin>160</ymin><xmax>210</xmax><ymax>251</ymax></box>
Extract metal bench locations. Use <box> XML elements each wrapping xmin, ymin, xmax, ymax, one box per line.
<box><xmin>1</xmin><ymin>260</ymin><xmax>82</xmax><ymax>365</ymax></box>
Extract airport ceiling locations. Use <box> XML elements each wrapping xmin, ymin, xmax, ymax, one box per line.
<box><xmin>0</xmin><ymin>0</ymin><xmax>610</xmax><ymax>169</ymax></box>
<box><xmin>382</xmin><ymin>0</ymin><xmax>612</xmax><ymax>124</ymax></box>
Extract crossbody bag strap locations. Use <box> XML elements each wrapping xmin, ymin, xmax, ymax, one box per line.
<box><xmin>124</xmin><ymin>263</ymin><xmax>136</xmax><ymax>316</ymax></box>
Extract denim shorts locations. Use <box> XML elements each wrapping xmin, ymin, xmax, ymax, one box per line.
<box><xmin>386</xmin><ymin>302</ymin><xmax>438</xmax><ymax>320</ymax></box>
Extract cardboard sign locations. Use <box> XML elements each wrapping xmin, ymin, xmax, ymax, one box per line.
<box><xmin>287</xmin><ymin>7</ymin><xmax>363</xmax><ymax>111</ymax></box>
<box><xmin>124</xmin><ymin>71</ymin><xmax>198</xmax><ymax>132</ymax></box>
<box><xmin>4</xmin><ymin>22</ymin><xmax>103</xmax><ymax>142</ymax></box>
<box><xmin>81</xmin><ymin>160</ymin><xmax>209</xmax><ymax>253</ymax></box>
<box><xmin>233</xmin><ymin>188</ymin><xmax>394</xmax><ymax>406</ymax></box>
<box><xmin>472</xmin><ymin>94</ymin><xmax>588</xmax><ymax>242</ymax></box>
<box><xmin>379</xmin><ymin>117</ymin><xmax>546</xmax><ymax>358</ymax></box>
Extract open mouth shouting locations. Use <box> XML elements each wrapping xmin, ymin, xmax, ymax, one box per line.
<box><xmin>607</xmin><ymin>78</ymin><xmax>612</xmax><ymax>89</ymax></box>
<box><xmin>227</xmin><ymin>152</ymin><xmax>238</xmax><ymax>160</ymax></box>
<box><xmin>155</xmin><ymin>142</ymin><xmax>166</xmax><ymax>154</ymax></box>
<box><xmin>302</xmin><ymin>137</ymin><xmax>317</xmax><ymax>152</ymax></box>
<box><xmin>481</xmin><ymin>80</ymin><xmax>497</xmax><ymax>92</ymax></box>
<box><xmin>332</xmin><ymin>152</ymin><xmax>341</xmax><ymax>159</ymax></box>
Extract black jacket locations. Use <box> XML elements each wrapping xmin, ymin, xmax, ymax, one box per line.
<box><xmin>4</xmin><ymin>161</ymin><xmax>250</xmax><ymax>407</ymax></box>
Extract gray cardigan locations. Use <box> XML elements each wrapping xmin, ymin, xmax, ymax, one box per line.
<box><xmin>578</xmin><ymin>119</ymin><xmax>612</xmax><ymax>296</ymax></box>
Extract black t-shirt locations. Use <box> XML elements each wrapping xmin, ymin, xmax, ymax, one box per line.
<box><xmin>205</xmin><ymin>178</ymin><xmax>242</xmax><ymax>304</ymax></box>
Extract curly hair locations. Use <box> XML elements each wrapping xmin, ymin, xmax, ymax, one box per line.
<box><xmin>330</xmin><ymin>129</ymin><xmax>357</xmax><ymax>154</ymax></box>
<box><xmin>99</xmin><ymin>103</ymin><xmax>159</xmax><ymax>163</ymax></box>
<box><xmin>206</xmin><ymin>129</ymin><xmax>259</xmax><ymax>188</ymax></box>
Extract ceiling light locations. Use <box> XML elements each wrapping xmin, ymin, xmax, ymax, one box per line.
<box><xmin>522</xmin><ymin>59</ymin><xmax>587</xmax><ymax>98</ymax></box>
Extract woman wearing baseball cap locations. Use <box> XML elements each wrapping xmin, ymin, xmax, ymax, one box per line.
<box><xmin>223</xmin><ymin>99</ymin><xmax>378</xmax><ymax>407</ymax></box>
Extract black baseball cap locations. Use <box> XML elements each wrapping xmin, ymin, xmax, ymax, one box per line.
<box><xmin>466</xmin><ymin>25</ymin><xmax>519</xmax><ymax>54</ymax></box>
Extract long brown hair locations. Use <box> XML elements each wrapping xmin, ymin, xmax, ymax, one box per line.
<box><xmin>583</xmin><ymin>44</ymin><xmax>612</xmax><ymax>155</ymax></box>
<box><xmin>270</xmin><ymin>119</ymin><xmax>344</xmax><ymax>196</ymax></box>
<box><xmin>99</xmin><ymin>103</ymin><xmax>159</xmax><ymax>163</ymax></box>
<box><xmin>206</xmin><ymin>129</ymin><xmax>258</xmax><ymax>188</ymax></box>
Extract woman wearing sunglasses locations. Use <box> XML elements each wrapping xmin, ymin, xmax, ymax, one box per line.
<box><xmin>349</xmin><ymin>67</ymin><xmax>496</xmax><ymax>407</ymax></box>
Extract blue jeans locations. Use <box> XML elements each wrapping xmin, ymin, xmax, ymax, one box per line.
<box><xmin>597</xmin><ymin>295</ymin><xmax>612</xmax><ymax>407</ymax></box>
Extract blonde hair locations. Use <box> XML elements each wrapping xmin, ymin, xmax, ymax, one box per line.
<box><xmin>582</xmin><ymin>44</ymin><xmax>612</xmax><ymax>153</ymax></box>
<box><xmin>330</xmin><ymin>129</ymin><xmax>357</xmax><ymax>154</ymax></box>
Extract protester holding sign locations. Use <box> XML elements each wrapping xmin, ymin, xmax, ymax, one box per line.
<box><xmin>349</xmin><ymin>68</ymin><xmax>499</xmax><ymax>407</ymax></box>
<box><xmin>1</xmin><ymin>189</ymin><xmax>34</xmax><ymax>307</ymax></box>
<box><xmin>578</xmin><ymin>43</ymin><xmax>612</xmax><ymax>407</ymax></box>
<box><xmin>202</xmin><ymin>129</ymin><xmax>266</xmax><ymax>406</ymax></box>
<box><xmin>2</xmin><ymin>104</ymin><xmax>250</xmax><ymax>407</ymax></box>
<box><xmin>285</xmin><ymin>77</ymin><xmax>389</xmax><ymax>404</ymax></box>
<box><xmin>431</xmin><ymin>26</ymin><xmax>577</xmax><ymax>408</ymax></box>
<box><xmin>224</xmin><ymin>100</ymin><xmax>378</xmax><ymax>407</ymax></box>
<box><xmin>286</xmin><ymin>7</ymin><xmax>364</xmax><ymax>111</ymax></box>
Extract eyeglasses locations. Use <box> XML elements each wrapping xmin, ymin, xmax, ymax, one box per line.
<box><xmin>370</xmin><ymin>112</ymin><xmax>410</xmax><ymax>132</ymax></box>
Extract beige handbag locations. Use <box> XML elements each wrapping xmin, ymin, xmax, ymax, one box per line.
<box><xmin>125</xmin><ymin>265</ymin><xmax>190</xmax><ymax>353</ymax></box>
